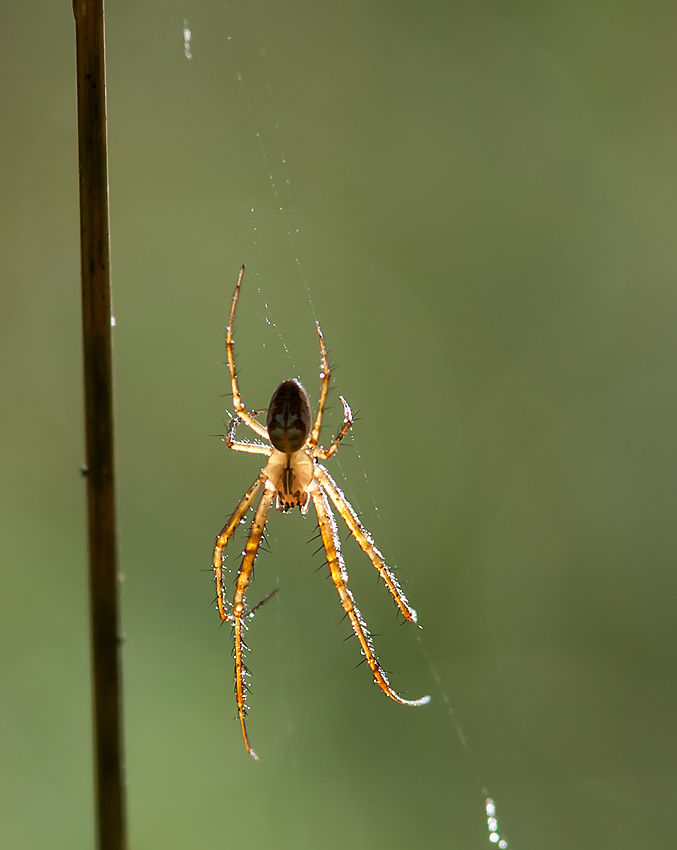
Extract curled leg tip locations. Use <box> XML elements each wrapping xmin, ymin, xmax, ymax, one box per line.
<box><xmin>405</xmin><ymin>694</ymin><xmax>431</xmax><ymax>707</ymax></box>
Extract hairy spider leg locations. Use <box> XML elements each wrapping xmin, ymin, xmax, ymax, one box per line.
<box><xmin>314</xmin><ymin>465</ymin><xmax>419</xmax><ymax>623</ymax></box>
<box><xmin>309</xmin><ymin>482</ymin><xmax>430</xmax><ymax>708</ymax></box>
<box><xmin>213</xmin><ymin>471</ymin><xmax>267</xmax><ymax>621</ymax></box>
<box><xmin>226</xmin><ymin>415</ymin><xmax>273</xmax><ymax>455</ymax></box>
<box><xmin>226</xmin><ymin>266</ymin><xmax>269</xmax><ymax>441</ymax></box>
<box><xmin>232</xmin><ymin>482</ymin><xmax>276</xmax><ymax>759</ymax></box>
<box><xmin>313</xmin><ymin>396</ymin><xmax>354</xmax><ymax>460</ymax></box>
<box><xmin>308</xmin><ymin>322</ymin><xmax>330</xmax><ymax>449</ymax></box>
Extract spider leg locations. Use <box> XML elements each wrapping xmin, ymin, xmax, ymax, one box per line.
<box><xmin>308</xmin><ymin>322</ymin><xmax>330</xmax><ymax>449</ymax></box>
<box><xmin>309</xmin><ymin>481</ymin><xmax>430</xmax><ymax>708</ymax></box>
<box><xmin>313</xmin><ymin>396</ymin><xmax>353</xmax><ymax>460</ymax></box>
<box><xmin>314</xmin><ymin>465</ymin><xmax>418</xmax><ymax>623</ymax></box>
<box><xmin>226</xmin><ymin>266</ymin><xmax>270</xmax><ymax>441</ymax></box>
<box><xmin>213</xmin><ymin>471</ymin><xmax>267</xmax><ymax>621</ymax></box>
<box><xmin>232</xmin><ymin>481</ymin><xmax>276</xmax><ymax>759</ymax></box>
<box><xmin>226</xmin><ymin>416</ymin><xmax>272</xmax><ymax>456</ymax></box>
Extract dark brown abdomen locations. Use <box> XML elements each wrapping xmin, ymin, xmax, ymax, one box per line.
<box><xmin>266</xmin><ymin>379</ymin><xmax>311</xmax><ymax>453</ymax></box>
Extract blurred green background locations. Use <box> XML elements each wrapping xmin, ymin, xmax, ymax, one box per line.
<box><xmin>2</xmin><ymin>1</ymin><xmax>677</xmax><ymax>847</ymax></box>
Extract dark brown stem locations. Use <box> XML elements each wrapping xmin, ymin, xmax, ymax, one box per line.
<box><xmin>73</xmin><ymin>1</ymin><xmax>127</xmax><ymax>848</ymax></box>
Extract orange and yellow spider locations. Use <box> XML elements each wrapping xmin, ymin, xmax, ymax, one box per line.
<box><xmin>213</xmin><ymin>266</ymin><xmax>430</xmax><ymax>758</ymax></box>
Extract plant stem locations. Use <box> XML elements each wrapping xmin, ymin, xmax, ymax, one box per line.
<box><xmin>73</xmin><ymin>1</ymin><xmax>127</xmax><ymax>848</ymax></box>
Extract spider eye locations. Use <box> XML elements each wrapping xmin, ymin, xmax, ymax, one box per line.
<box><xmin>266</xmin><ymin>379</ymin><xmax>311</xmax><ymax>453</ymax></box>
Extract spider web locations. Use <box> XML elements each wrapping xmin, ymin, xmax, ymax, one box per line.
<box><xmin>197</xmin><ymin>8</ymin><xmax>513</xmax><ymax>848</ymax></box>
<box><xmin>340</xmin><ymin>444</ymin><xmax>511</xmax><ymax>850</ymax></box>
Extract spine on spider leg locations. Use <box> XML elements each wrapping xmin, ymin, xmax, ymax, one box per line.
<box><xmin>212</xmin><ymin>473</ymin><xmax>267</xmax><ymax>622</ymax></box>
<box><xmin>312</xmin><ymin>485</ymin><xmax>430</xmax><ymax>708</ymax></box>
<box><xmin>230</xmin><ymin>485</ymin><xmax>275</xmax><ymax>758</ymax></box>
<box><xmin>312</xmin><ymin>488</ymin><xmax>379</xmax><ymax>666</ymax></box>
<box><xmin>315</xmin><ymin>465</ymin><xmax>419</xmax><ymax>623</ymax></box>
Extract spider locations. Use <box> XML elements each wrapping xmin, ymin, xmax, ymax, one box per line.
<box><xmin>213</xmin><ymin>266</ymin><xmax>430</xmax><ymax>758</ymax></box>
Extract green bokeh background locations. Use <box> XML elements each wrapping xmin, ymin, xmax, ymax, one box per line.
<box><xmin>2</xmin><ymin>1</ymin><xmax>676</xmax><ymax>848</ymax></box>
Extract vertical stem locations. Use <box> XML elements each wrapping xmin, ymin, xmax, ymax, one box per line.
<box><xmin>72</xmin><ymin>2</ymin><xmax>127</xmax><ymax>848</ymax></box>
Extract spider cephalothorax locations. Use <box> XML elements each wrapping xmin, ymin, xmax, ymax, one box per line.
<box><xmin>213</xmin><ymin>266</ymin><xmax>430</xmax><ymax>758</ymax></box>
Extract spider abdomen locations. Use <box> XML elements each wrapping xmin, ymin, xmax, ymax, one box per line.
<box><xmin>266</xmin><ymin>379</ymin><xmax>311</xmax><ymax>453</ymax></box>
